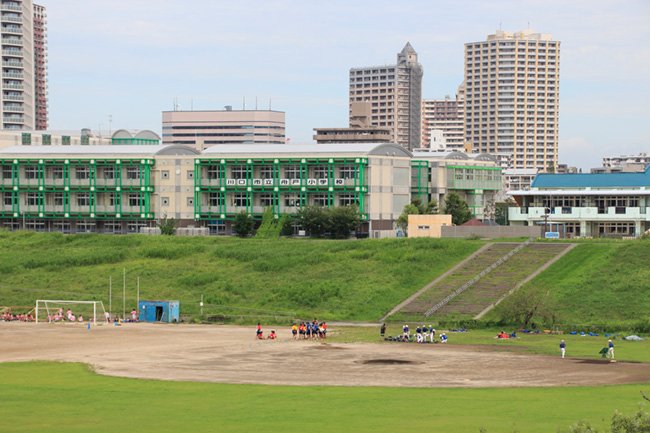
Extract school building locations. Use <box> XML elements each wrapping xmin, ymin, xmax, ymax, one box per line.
<box><xmin>508</xmin><ymin>166</ymin><xmax>650</xmax><ymax>238</ymax></box>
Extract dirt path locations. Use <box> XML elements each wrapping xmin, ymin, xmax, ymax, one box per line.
<box><xmin>2</xmin><ymin>322</ymin><xmax>648</xmax><ymax>388</ymax></box>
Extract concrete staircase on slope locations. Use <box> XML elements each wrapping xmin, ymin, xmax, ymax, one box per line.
<box><xmin>389</xmin><ymin>242</ymin><xmax>575</xmax><ymax>321</ymax></box>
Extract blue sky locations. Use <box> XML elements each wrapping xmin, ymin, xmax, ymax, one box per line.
<box><xmin>43</xmin><ymin>0</ymin><xmax>649</xmax><ymax>169</ymax></box>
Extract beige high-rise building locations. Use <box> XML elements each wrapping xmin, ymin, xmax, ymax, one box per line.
<box><xmin>421</xmin><ymin>83</ymin><xmax>465</xmax><ymax>151</ymax></box>
<box><xmin>1</xmin><ymin>0</ymin><xmax>47</xmax><ymax>131</ymax></box>
<box><xmin>161</xmin><ymin>109</ymin><xmax>285</xmax><ymax>149</ymax></box>
<box><xmin>33</xmin><ymin>2</ymin><xmax>46</xmax><ymax>130</ymax></box>
<box><xmin>349</xmin><ymin>43</ymin><xmax>423</xmax><ymax>150</ymax></box>
<box><xmin>464</xmin><ymin>30</ymin><xmax>560</xmax><ymax>170</ymax></box>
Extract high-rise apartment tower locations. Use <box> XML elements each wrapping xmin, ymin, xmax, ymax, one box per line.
<box><xmin>349</xmin><ymin>43</ymin><xmax>423</xmax><ymax>150</ymax></box>
<box><xmin>421</xmin><ymin>83</ymin><xmax>466</xmax><ymax>151</ymax></box>
<box><xmin>1</xmin><ymin>0</ymin><xmax>47</xmax><ymax>131</ymax></box>
<box><xmin>464</xmin><ymin>30</ymin><xmax>560</xmax><ymax>170</ymax></box>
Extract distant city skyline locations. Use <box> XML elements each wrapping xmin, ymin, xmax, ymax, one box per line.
<box><xmin>41</xmin><ymin>0</ymin><xmax>650</xmax><ymax>169</ymax></box>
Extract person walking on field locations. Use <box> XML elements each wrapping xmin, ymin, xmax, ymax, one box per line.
<box><xmin>380</xmin><ymin>323</ymin><xmax>386</xmax><ymax>338</ymax></box>
<box><xmin>607</xmin><ymin>339</ymin><xmax>615</xmax><ymax>360</ymax></box>
<box><xmin>559</xmin><ymin>340</ymin><xmax>566</xmax><ymax>358</ymax></box>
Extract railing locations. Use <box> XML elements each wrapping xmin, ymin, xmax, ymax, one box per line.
<box><xmin>424</xmin><ymin>239</ymin><xmax>533</xmax><ymax>317</ymax></box>
<box><xmin>1</xmin><ymin>4</ymin><xmax>22</xmax><ymax>12</ymax></box>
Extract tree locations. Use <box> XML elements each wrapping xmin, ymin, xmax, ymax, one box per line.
<box><xmin>232</xmin><ymin>211</ymin><xmax>254</xmax><ymax>237</ymax></box>
<box><xmin>423</xmin><ymin>199</ymin><xmax>439</xmax><ymax>214</ymax></box>
<box><xmin>495</xmin><ymin>197</ymin><xmax>518</xmax><ymax>226</ymax></box>
<box><xmin>156</xmin><ymin>214</ymin><xmax>177</xmax><ymax>235</ymax></box>
<box><xmin>444</xmin><ymin>192</ymin><xmax>472</xmax><ymax>225</ymax></box>
<box><xmin>296</xmin><ymin>205</ymin><xmax>329</xmax><ymax>238</ymax></box>
<box><xmin>328</xmin><ymin>205</ymin><xmax>361</xmax><ymax>239</ymax></box>
<box><xmin>396</xmin><ymin>203</ymin><xmax>420</xmax><ymax>232</ymax></box>
<box><xmin>497</xmin><ymin>289</ymin><xmax>557</xmax><ymax>328</ymax></box>
<box><xmin>255</xmin><ymin>207</ymin><xmax>282</xmax><ymax>239</ymax></box>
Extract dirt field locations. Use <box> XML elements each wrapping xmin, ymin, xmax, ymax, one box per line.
<box><xmin>2</xmin><ymin>322</ymin><xmax>649</xmax><ymax>388</ymax></box>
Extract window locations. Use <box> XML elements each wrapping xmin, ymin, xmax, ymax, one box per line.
<box><xmin>285</xmin><ymin>165</ymin><xmax>300</xmax><ymax>179</ymax></box>
<box><xmin>260</xmin><ymin>166</ymin><xmax>274</xmax><ymax>179</ymax></box>
<box><xmin>103</xmin><ymin>167</ymin><xmax>115</xmax><ymax>180</ymax></box>
<box><xmin>2</xmin><ymin>166</ymin><xmax>12</xmax><ymax>179</ymax></box>
<box><xmin>259</xmin><ymin>194</ymin><xmax>277</xmax><ymax>207</ymax></box>
<box><xmin>77</xmin><ymin>193</ymin><xmax>90</xmax><ymax>206</ymax></box>
<box><xmin>207</xmin><ymin>166</ymin><xmax>221</xmax><ymax>180</ymax></box>
<box><xmin>127</xmin><ymin>167</ymin><xmax>140</xmax><ymax>180</ymax></box>
<box><xmin>21</xmin><ymin>133</ymin><xmax>31</xmax><ymax>145</ymax></box>
<box><xmin>42</xmin><ymin>134</ymin><xmax>51</xmax><ymax>145</ymax></box>
<box><xmin>128</xmin><ymin>194</ymin><xmax>142</xmax><ymax>207</ymax></box>
<box><xmin>339</xmin><ymin>166</ymin><xmax>357</xmax><ymax>179</ymax></box>
<box><xmin>339</xmin><ymin>194</ymin><xmax>358</xmax><ymax>206</ymax></box>
<box><xmin>313</xmin><ymin>166</ymin><xmax>328</xmax><ymax>179</ymax></box>
<box><xmin>108</xmin><ymin>193</ymin><xmax>116</xmax><ymax>206</ymax></box>
<box><xmin>53</xmin><ymin>193</ymin><xmax>64</xmax><ymax>206</ymax></box>
<box><xmin>312</xmin><ymin>194</ymin><xmax>330</xmax><ymax>206</ymax></box>
<box><xmin>233</xmin><ymin>193</ymin><xmax>249</xmax><ymax>207</ymax></box>
<box><xmin>62</xmin><ymin>136</ymin><xmax>71</xmax><ymax>146</ymax></box>
<box><xmin>4</xmin><ymin>192</ymin><xmax>12</xmax><ymax>206</ymax></box>
<box><xmin>52</xmin><ymin>167</ymin><xmax>64</xmax><ymax>180</ymax></box>
<box><xmin>208</xmin><ymin>193</ymin><xmax>224</xmax><ymax>207</ymax></box>
<box><xmin>25</xmin><ymin>166</ymin><xmax>38</xmax><ymax>179</ymax></box>
<box><xmin>284</xmin><ymin>194</ymin><xmax>299</xmax><ymax>207</ymax></box>
<box><xmin>231</xmin><ymin>166</ymin><xmax>247</xmax><ymax>180</ymax></box>
<box><xmin>76</xmin><ymin>167</ymin><xmax>90</xmax><ymax>180</ymax></box>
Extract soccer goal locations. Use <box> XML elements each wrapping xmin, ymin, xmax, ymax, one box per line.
<box><xmin>35</xmin><ymin>300</ymin><xmax>107</xmax><ymax>324</ymax></box>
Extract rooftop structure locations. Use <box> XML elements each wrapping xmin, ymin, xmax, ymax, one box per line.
<box><xmin>162</xmin><ymin>109</ymin><xmax>285</xmax><ymax>149</ymax></box>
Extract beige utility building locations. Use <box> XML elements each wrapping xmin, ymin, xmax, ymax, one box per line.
<box><xmin>464</xmin><ymin>30</ymin><xmax>560</xmax><ymax>171</ymax></box>
<box><xmin>313</xmin><ymin>102</ymin><xmax>392</xmax><ymax>144</ymax></box>
<box><xmin>349</xmin><ymin>43</ymin><xmax>423</xmax><ymax>150</ymax></box>
<box><xmin>162</xmin><ymin>109</ymin><xmax>285</xmax><ymax>149</ymax></box>
<box><xmin>407</xmin><ymin>214</ymin><xmax>452</xmax><ymax>238</ymax></box>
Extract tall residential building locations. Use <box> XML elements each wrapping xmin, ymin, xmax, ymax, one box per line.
<box><xmin>33</xmin><ymin>2</ymin><xmax>46</xmax><ymax>130</ymax></box>
<box><xmin>161</xmin><ymin>109</ymin><xmax>285</xmax><ymax>149</ymax></box>
<box><xmin>421</xmin><ymin>83</ymin><xmax>465</xmax><ymax>151</ymax></box>
<box><xmin>464</xmin><ymin>30</ymin><xmax>560</xmax><ymax>171</ymax></box>
<box><xmin>349</xmin><ymin>43</ymin><xmax>423</xmax><ymax>150</ymax></box>
<box><xmin>1</xmin><ymin>0</ymin><xmax>47</xmax><ymax>131</ymax></box>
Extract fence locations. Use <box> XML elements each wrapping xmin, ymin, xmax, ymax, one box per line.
<box><xmin>441</xmin><ymin>225</ymin><xmax>542</xmax><ymax>238</ymax></box>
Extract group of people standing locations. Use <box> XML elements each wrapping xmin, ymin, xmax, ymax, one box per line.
<box><xmin>380</xmin><ymin>323</ymin><xmax>447</xmax><ymax>343</ymax></box>
<box><xmin>291</xmin><ymin>320</ymin><xmax>327</xmax><ymax>339</ymax></box>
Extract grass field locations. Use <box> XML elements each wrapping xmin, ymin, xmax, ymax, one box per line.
<box><xmin>1</xmin><ymin>361</ymin><xmax>648</xmax><ymax>433</ymax></box>
<box><xmin>329</xmin><ymin>327</ymin><xmax>650</xmax><ymax>362</ymax></box>
<box><xmin>0</xmin><ymin>231</ymin><xmax>482</xmax><ymax>322</ymax></box>
<box><xmin>487</xmin><ymin>242</ymin><xmax>650</xmax><ymax>328</ymax></box>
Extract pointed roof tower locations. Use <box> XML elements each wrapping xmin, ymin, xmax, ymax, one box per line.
<box><xmin>398</xmin><ymin>42</ymin><xmax>418</xmax><ymax>65</ymax></box>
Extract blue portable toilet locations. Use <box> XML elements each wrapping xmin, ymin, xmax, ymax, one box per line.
<box><xmin>138</xmin><ymin>300</ymin><xmax>180</xmax><ymax>323</ymax></box>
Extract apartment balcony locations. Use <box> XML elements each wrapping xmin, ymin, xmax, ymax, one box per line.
<box><xmin>2</xmin><ymin>71</ymin><xmax>22</xmax><ymax>79</ymax></box>
<box><xmin>3</xmin><ymin>114</ymin><xmax>23</xmax><ymax>123</ymax></box>
<box><xmin>2</xmin><ymin>48</ymin><xmax>22</xmax><ymax>57</ymax></box>
<box><xmin>2</xmin><ymin>60</ymin><xmax>22</xmax><ymax>67</ymax></box>
<box><xmin>509</xmin><ymin>206</ymin><xmax>648</xmax><ymax>222</ymax></box>
<box><xmin>3</xmin><ymin>82</ymin><xmax>23</xmax><ymax>90</ymax></box>
<box><xmin>1</xmin><ymin>14</ymin><xmax>21</xmax><ymax>23</ymax></box>
<box><xmin>0</xmin><ymin>4</ymin><xmax>22</xmax><ymax>12</ymax></box>
<box><xmin>2</xmin><ymin>25</ymin><xmax>22</xmax><ymax>35</ymax></box>
<box><xmin>3</xmin><ymin>103</ymin><xmax>22</xmax><ymax>112</ymax></box>
<box><xmin>1</xmin><ymin>36</ymin><xmax>21</xmax><ymax>46</ymax></box>
<box><xmin>3</xmin><ymin>93</ymin><xmax>22</xmax><ymax>101</ymax></box>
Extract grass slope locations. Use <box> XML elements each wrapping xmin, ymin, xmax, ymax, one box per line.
<box><xmin>1</xmin><ymin>362</ymin><xmax>648</xmax><ymax>433</ymax></box>
<box><xmin>0</xmin><ymin>231</ymin><xmax>481</xmax><ymax>321</ymax></box>
<box><xmin>487</xmin><ymin>242</ymin><xmax>650</xmax><ymax>327</ymax></box>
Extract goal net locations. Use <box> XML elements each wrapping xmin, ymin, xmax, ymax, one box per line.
<box><xmin>35</xmin><ymin>300</ymin><xmax>107</xmax><ymax>324</ymax></box>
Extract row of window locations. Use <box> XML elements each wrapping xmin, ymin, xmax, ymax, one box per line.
<box><xmin>205</xmin><ymin>193</ymin><xmax>359</xmax><ymax>208</ymax></box>
<box><xmin>4</xmin><ymin>192</ymin><xmax>145</xmax><ymax>207</ymax></box>
<box><xmin>1</xmin><ymin>166</ymin><xmax>143</xmax><ymax>180</ymax></box>
<box><xmin>203</xmin><ymin>165</ymin><xmax>358</xmax><ymax>180</ymax></box>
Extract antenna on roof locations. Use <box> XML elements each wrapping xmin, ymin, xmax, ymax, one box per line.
<box><xmin>255</xmin><ymin>96</ymin><xmax>258</xmax><ymax>110</ymax></box>
<box><xmin>499</xmin><ymin>21</ymin><xmax>502</xmax><ymax>30</ymax></box>
<box><xmin>243</xmin><ymin>96</ymin><xmax>246</xmax><ymax>110</ymax></box>
<box><xmin>269</xmin><ymin>98</ymin><xmax>272</xmax><ymax>110</ymax></box>
<box><xmin>190</xmin><ymin>98</ymin><xmax>193</xmax><ymax>111</ymax></box>
<box><xmin>108</xmin><ymin>114</ymin><xmax>112</xmax><ymax>135</ymax></box>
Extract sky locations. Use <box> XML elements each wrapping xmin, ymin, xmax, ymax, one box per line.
<box><xmin>42</xmin><ymin>0</ymin><xmax>650</xmax><ymax>169</ymax></box>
